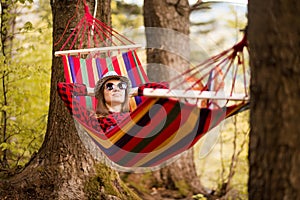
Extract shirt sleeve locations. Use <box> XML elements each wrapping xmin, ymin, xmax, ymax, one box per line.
<box><xmin>57</xmin><ymin>83</ymin><xmax>88</xmax><ymax>114</ymax></box>
<box><xmin>57</xmin><ymin>82</ymin><xmax>104</xmax><ymax>135</ymax></box>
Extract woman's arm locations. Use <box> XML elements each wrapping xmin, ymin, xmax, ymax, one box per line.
<box><xmin>57</xmin><ymin>82</ymin><xmax>111</xmax><ymax>135</ymax></box>
<box><xmin>57</xmin><ymin>83</ymin><xmax>88</xmax><ymax>115</ymax></box>
<box><xmin>57</xmin><ymin>82</ymin><xmax>87</xmax><ymax>96</ymax></box>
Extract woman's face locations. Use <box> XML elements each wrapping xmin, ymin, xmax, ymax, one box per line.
<box><xmin>103</xmin><ymin>79</ymin><xmax>127</xmax><ymax>106</ymax></box>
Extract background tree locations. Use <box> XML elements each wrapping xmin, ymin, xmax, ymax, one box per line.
<box><xmin>121</xmin><ymin>1</ymin><xmax>208</xmax><ymax>199</ymax></box>
<box><xmin>144</xmin><ymin>0</ymin><xmax>191</xmax><ymax>82</ymax></box>
<box><xmin>248</xmin><ymin>0</ymin><xmax>300</xmax><ymax>199</ymax></box>
<box><xmin>0</xmin><ymin>1</ymin><xmax>139</xmax><ymax>199</ymax></box>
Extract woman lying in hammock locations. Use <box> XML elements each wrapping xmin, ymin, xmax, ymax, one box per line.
<box><xmin>57</xmin><ymin>71</ymin><xmax>168</xmax><ymax>134</ymax></box>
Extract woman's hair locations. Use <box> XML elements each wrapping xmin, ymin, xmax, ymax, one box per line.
<box><xmin>95</xmin><ymin>77</ymin><xmax>130</xmax><ymax>116</ymax></box>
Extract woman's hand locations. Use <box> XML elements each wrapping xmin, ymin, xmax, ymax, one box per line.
<box><xmin>86</xmin><ymin>87</ymin><xmax>95</xmax><ymax>96</ymax></box>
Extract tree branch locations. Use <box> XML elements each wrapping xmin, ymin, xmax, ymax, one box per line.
<box><xmin>190</xmin><ymin>0</ymin><xmax>203</xmax><ymax>11</ymax></box>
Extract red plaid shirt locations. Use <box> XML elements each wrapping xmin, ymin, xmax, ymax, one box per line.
<box><xmin>57</xmin><ymin>82</ymin><xmax>168</xmax><ymax>134</ymax></box>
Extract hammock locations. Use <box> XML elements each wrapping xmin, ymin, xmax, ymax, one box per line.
<box><xmin>55</xmin><ymin>3</ymin><xmax>250</xmax><ymax>171</ymax></box>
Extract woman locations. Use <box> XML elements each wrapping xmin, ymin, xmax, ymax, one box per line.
<box><xmin>57</xmin><ymin>71</ymin><xmax>168</xmax><ymax>134</ymax></box>
<box><xmin>93</xmin><ymin>71</ymin><xmax>132</xmax><ymax>132</ymax></box>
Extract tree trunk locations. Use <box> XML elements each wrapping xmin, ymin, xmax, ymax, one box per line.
<box><xmin>248</xmin><ymin>0</ymin><xmax>300</xmax><ymax>199</ymax></box>
<box><xmin>144</xmin><ymin>0</ymin><xmax>191</xmax><ymax>85</ymax></box>
<box><xmin>122</xmin><ymin>1</ymin><xmax>207</xmax><ymax>199</ymax></box>
<box><xmin>0</xmin><ymin>1</ymin><xmax>139</xmax><ymax>199</ymax></box>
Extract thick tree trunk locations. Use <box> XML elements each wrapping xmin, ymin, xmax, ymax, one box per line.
<box><xmin>248</xmin><ymin>0</ymin><xmax>300</xmax><ymax>199</ymax></box>
<box><xmin>0</xmin><ymin>1</ymin><xmax>139</xmax><ymax>199</ymax></box>
<box><xmin>144</xmin><ymin>0</ymin><xmax>191</xmax><ymax>85</ymax></box>
<box><xmin>121</xmin><ymin>1</ymin><xmax>207</xmax><ymax>199</ymax></box>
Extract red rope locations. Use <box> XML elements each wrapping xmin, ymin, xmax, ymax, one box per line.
<box><xmin>54</xmin><ymin>0</ymin><xmax>81</xmax><ymax>48</ymax></box>
<box><xmin>168</xmin><ymin>34</ymin><xmax>249</xmax><ymax>102</ymax></box>
<box><xmin>57</xmin><ymin>2</ymin><xmax>136</xmax><ymax>52</ymax></box>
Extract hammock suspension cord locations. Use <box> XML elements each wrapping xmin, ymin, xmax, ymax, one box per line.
<box><xmin>55</xmin><ymin>0</ymin><xmax>136</xmax><ymax>53</ymax></box>
<box><xmin>168</xmin><ymin>34</ymin><xmax>249</xmax><ymax>102</ymax></box>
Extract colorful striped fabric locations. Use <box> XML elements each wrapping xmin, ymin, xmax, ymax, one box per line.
<box><xmin>73</xmin><ymin>96</ymin><xmax>248</xmax><ymax>170</ymax></box>
<box><xmin>62</xmin><ymin>50</ymin><xmax>148</xmax><ymax>110</ymax></box>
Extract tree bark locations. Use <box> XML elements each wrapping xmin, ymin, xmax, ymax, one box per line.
<box><xmin>248</xmin><ymin>0</ymin><xmax>300</xmax><ymax>199</ymax></box>
<box><xmin>0</xmin><ymin>1</ymin><xmax>139</xmax><ymax>199</ymax></box>
<box><xmin>122</xmin><ymin>1</ymin><xmax>207</xmax><ymax>199</ymax></box>
<box><xmin>144</xmin><ymin>0</ymin><xmax>191</xmax><ymax>85</ymax></box>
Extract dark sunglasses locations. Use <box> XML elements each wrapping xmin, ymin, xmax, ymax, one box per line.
<box><xmin>105</xmin><ymin>82</ymin><xmax>127</xmax><ymax>91</ymax></box>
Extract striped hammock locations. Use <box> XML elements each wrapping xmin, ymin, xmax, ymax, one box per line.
<box><xmin>74</xmin><ymin>96</ymin><xmax>247</xmax><ymax>170</ymax></box>
<box><xmin>60</xmin><ymin>49</ymin><xmax>248</xmax><ymax>171</ymax></box>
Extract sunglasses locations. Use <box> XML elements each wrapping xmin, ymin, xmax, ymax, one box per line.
<box><xmin>105</xmin><ymin>82</ymin><xmax>127</xmax><ymax>91</ymax></box>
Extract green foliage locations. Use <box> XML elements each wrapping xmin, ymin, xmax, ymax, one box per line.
<box><xmin>192</xmin><ymin>193</ymin><xmax>207</xmax><ymax>200</ymax></box>
<box><xmin>0</xmin><ymin>0</ymin><xmax>52</xmax><ymax>171</ymax></box>
<box><xmin>17</xmin><ymin>0</ymin><xmax>34</xmax><ymax>4</ymax></box>
<box><xmin>194</xmin><ymin>110</ymin><xmax>249</xmax><ymax>199</ymax></box>
<box><xmin>111</xmin><ymin>0</ymin><xmax>143</xmax><ymax>32</ymax></box>
<box><xmin>21</xmin><ymin>21</ymin><xmax>34</xmax><ymax>31</ymax></box>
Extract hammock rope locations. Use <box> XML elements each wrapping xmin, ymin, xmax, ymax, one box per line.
<box><xmin>169</xmin><ymin>34</ymin><xmax>249</xmax><ymax>100</ymax></box>
<box><xmin>55</xmin><ymin>1</ymin><xmax>137</xmax><ymax>54</ymax></box>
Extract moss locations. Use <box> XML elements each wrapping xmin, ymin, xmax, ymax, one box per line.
<box><xmin>122</xmin><ymin>172</ymin><xmax>153</xmax><ymax>194</ymax></box>
<box><xmin>36</xmin><ymin>166</ymin><xmax>45</xmax><ymax>173</ymax></box>
<box><xmin>192</xmin><ymin>193</ymin><xmax>207</xmax><ymax>200</ymax></box>
<box><xmin>174</xmin><ymin>180</ymin><xmax>191</xmax><ymax>197</ymax></box>
<box><xmin>84</xmin><ymin>163</ymin><xmax>141</xmax><ymax>200</ymax></box>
